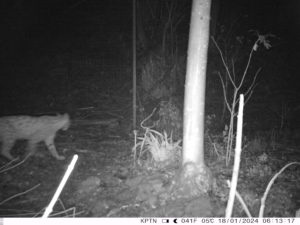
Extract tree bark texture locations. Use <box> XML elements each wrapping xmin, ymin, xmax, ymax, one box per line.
<box><xmin>183</xmin><ymin>0</ymin><xmax>211</xmax><ymax>165</ymax></box>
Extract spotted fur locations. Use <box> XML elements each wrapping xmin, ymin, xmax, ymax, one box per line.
<box><xmin>0</xmin><ymin>113</ymin><xmax>70</xmax><ymax>160</ymax></box>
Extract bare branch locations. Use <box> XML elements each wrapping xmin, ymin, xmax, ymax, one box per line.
<box><xmin>217</xmin><ymin>72</ymin><xmax>232</xmax><ymax>112</ymax></box>
<box><xmin>244</xmin><ymin>67</ymin><xmax>261</xmax><ymax>97</ymax></box>
<box><xmin>244</xmin><ymin>89</ymin><xmax>254</xmax><ymax>106</ymax></box>
<box><xmin>0</xmin><ymin>184</ymin><xmax>40</xmax><ymax>206</ymax></box>
<box><xmin>237</xmin><ymin>39</ymin><xmax>259</xmax><ymax>90</ymax></box>
<box><xmin>0</xmin><ymin>156</ymin><xmax>29</xmax><ymax>173</ymax></box>
<box><xmin>231</xmin><ymin>59</ymin><xmax>236</xmax><ymax>82</ymax></box>
<box><xmin>243</xmin><ymin>67</ymin><xmax>261</xmax><ymax>106</ymax></box>
<box><xmin>211</xmin><ymin>37</ymin><xmax>237</xmax><ymax>89</ymax></box>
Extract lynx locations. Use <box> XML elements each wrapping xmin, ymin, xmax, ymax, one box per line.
<box><xmin>0</xmin><ymin>113</ymin><xmax>70</xmax><ymax>161</ymax></box>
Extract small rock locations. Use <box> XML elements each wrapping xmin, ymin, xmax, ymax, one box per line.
<box><xmin>92</xmin><ymin>199</ymin><xmax>116</xmax><ymax>217</ymax></box>
<box><xmin>77</xmin><ymin>176</ymin><xmax>101</xmax><ymax>194</ymax></box>
<box><xmin>114</xmin><ymin>167</ymin><xmax>129</xmax><ymax>180</ymax></box>
<box><xmin>74</xmin><ymin>176</ymin><xmax>101</xmax><ymax>202</ymax></box>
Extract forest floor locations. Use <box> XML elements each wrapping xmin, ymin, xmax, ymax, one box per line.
<box><xmin>0</xmin><ymin>92</ymin><xmax>299</xmax><ymax>218</ymax></box>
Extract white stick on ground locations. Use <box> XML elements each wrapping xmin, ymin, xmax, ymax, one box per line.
<box><xmin>226</xmin><ymin>180</ymin><xmax>252</xmax><ymax>217</ymax></box>
<box><xmin>226</xmin><ymin>94</ymin><xmax>244</xmax><ymax>218</ymax></box>
<box><xmin>42</xmin><ymin>154</ymin><xmax>78</xmax><ymax>218</ymax></box>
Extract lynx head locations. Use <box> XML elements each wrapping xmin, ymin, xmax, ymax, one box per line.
<box><xmin>60</xmin><ymin>113</ymin><xmax>70</xmax><ymax>131</ymax></box>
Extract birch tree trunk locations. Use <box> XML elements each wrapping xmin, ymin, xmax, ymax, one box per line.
<box><xmin>176</xmin><ymin>0</ymin><xmax>213</xmax><ymax>200</ymax></box>
<box><xmin>183</xmin><ymin>0</ymin><xmax>211</xmax><ymax>165</ymax></box>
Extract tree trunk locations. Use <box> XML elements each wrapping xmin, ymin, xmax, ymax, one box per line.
<box><xmin>175</xmin><ymin>0</ymin><xmax>212</xmax><ymax>203</ymax></box>
<box><xmin>183</xmin><ymin>0</ymin><xmax>211</xmax><ymax>166</ymax></box>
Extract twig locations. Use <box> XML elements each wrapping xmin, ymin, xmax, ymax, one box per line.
<box><xmin>259</xmin><ymin>161</ymin><xmax>300</xmax><ymax>217</ymax></box>
<box><xmin>237</xmin><ymin>39</ymin><xmax>259</xmax><ymax>90</ymax></box>
<box><xmin>49</xmin><ymin>207</ymin><xmax>82</xmax><ymax>217</ymax></box>
<box><xmin>244</xmin><ymin>67</ymin><xmax>261</xmax><ymax>98</ymax></box>
<box><xmin>232</xmin><ymin>59</ymin><xmax>236</xmax><ymax>82</ymax></box>
<box><xmin>207</xmin><ymin>135</ymin><xmax>220</xmax><ymax>158</ymax></box>
<box><xmin>0</xmin><ymin>184</ymin><xmax>40</xmax><ymax>206</ymax></box>
<box><xmin>0</xmin><ymin>158</ymin><xmax>18</xmax><ymax>171</ymax></box>
<box><xmin>140</xmin><ymin>107</ymin><xmax>157</xmax><ymax>129</ymax></box>
<box><xmin>0</xmin><ymin>156</ymin><xmax>29</xmax><ymax>173</ymax></box>
<box><xmin>217</xmin><ymin>72</ymin><xmax>231</xmax><ymax>112</ymax></box>
<box><xmin>212</xmin><ymin>37</ymin><xmax>236</xmax><ymax>88</ymax></box>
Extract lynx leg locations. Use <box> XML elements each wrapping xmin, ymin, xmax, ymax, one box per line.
<box><xmin>26</xmin><ymin>139</ymin><xmax>39</xmax><ymax>158</ymax></box>
<box><xmin>1</xmin><ymin>139</ymin><xmax>16</xmax><ymax>160</ymax></box>
<box><xmin>45</xmin><ymin>135</ymin><xmax>65</xmax><ymax>160</ymax></box>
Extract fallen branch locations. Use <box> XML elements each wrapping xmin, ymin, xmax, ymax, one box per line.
<box><xmin>259</xmin><ymin>161</ymin><xmax>300</xmax><ymax>217</ymax></box>
<box><xmin>0</xmin><ymin>184</ymin><xmax>40</xmax><ymax>206</ymax></box>
<box><xmin>0</xmin><ymin>156</ymin><xmax>29</xmax><ymax>173</ymax></box>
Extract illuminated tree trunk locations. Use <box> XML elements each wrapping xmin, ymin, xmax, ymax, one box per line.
<box><xmin>183</xmin><ymin>0</ymin><xmax>211</xmax><ymax>166</ymax></box>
